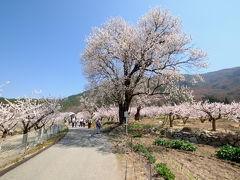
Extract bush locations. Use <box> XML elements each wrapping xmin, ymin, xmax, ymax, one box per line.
<box><xmin>155</xmin><ymin>163</ymin><xmax>175</xmax><ymax>180</ymax></box>
<box><xmin>216</xmin><ymin>144</ymin><xmax>240</xmax><ymax>163</ymax></box>
<box><xmin>133</xmin><ymin>132</ymin><xmax>142</xmax><ymax>138</ymax></box>
<box><xmin>153</xmin><ymin>138</ymin><xmax>197</xmax><ymax>152</ymax></box>
<box><xmin>133</xmin><ymin>144</ymin><xmax>156</xmax><ymax>163</ymax></box>
<box><xmin>154</xmin><ymin>138</ymin><xmax>171</xmax><ymax>147</ymax></box>
<box><xmin>171</xmin><ymin>140</ymin><xmax>197</xmax><ymax>151</ymax></box>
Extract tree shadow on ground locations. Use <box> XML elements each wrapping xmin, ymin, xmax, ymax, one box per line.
<box><xmin>55</xmin><ymin>127</ymin><xmax>113</xmax><ymax>154</ymax></box>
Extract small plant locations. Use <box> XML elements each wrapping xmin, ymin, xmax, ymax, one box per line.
<box><xmin>132</xmin><ymin>123</ymin><xmax>143</xmax><ymax>129</ymax></box>
<box><xmin>171</xmin><ymin>140</ymin><xmax>197</xmax><ymax>151</ymax></box>
<box><xmin>133</xmin><ymin>132</ymin><xmax>142</xmax><ymax>138</ymax></box>
<box><xmin>216</xmin><ymin>144</ymin><xmax>240</xmax><ymax>163</ymax></box>
<box><xmin>155</xmin><ymin>163</ymin><xmax>175</xmax><ymax>180</ymax></box>
<box><xmin>153</xmin><ymin>138</ymin><xmax>197</xmax><ymax>151</ymax></box>
<box><xmin>133</xmin><ymin>144</ymin><xmax>156</xmax><ymax>163</ymax></box>
<box><xmin>154</xmin><ymin>138</ymin><xmax>171</xmax><ymax>147</ymax></box>
<box><xmin>128</xmin><ymin>142</ymin><xmax>133</xmax><ymax>148</ymax></box>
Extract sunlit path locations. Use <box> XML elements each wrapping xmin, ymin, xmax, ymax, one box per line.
<box><xmin>0</xmin><ymin>127</ymin><xmax>122</xmax><ymax>180</ymax></box>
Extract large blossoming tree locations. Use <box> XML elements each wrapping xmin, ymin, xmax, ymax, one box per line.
<box><xmin>81</xmin><ymin>7</ymin><xmax>208</xmax><ymax>124</ymax></box>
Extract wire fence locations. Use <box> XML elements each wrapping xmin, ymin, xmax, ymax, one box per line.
<box><xmin>0</xmin><ymin>124</ymin><xmax>64</xmax><ymax>168</ymax></box>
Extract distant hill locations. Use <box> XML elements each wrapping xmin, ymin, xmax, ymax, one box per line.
<box><xmin>60</xmin><ymin>67</ymin><xmax>240</xmax><ymax>112</ymax></box>
<box><xmin>190</xmin><ymin>67</ymin><xmax>240</xmax><ymax>102</ymax></box>
<box><xmin>60</xmin><ymin>93</ymin><xmax>83</xmax><ymax>112</ymax></box>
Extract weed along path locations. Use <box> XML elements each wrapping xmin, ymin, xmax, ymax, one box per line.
<box><xmin>0</xmin><ymin>127</ymin><xmax>122</xmax><ymax>180</ymax></box>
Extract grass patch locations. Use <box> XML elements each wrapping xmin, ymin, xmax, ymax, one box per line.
<box><xmin>132</xmin><ymin>132</ymin><xmax>142</xmax><ymax>138</ymax></box>
<box><xmin>156</xmin><ymin>116</ymin><xmax>166</xmax><ymax>120</ymax></box>
<box><xmin>127</xmin><ymin>122</ymin><xmax>157</xmax><ymax>135</ymax></box>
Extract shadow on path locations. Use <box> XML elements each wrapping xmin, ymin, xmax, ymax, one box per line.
<box><xmin>55</xmin><ymin>127</ymin><xmax>112</xmax><ymax>154</ymax></box>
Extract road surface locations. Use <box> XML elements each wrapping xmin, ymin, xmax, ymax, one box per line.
<box><xmin>0</xmin><ymin>127</ymin><xmax>122</xmax><ymax>180</ymax></box>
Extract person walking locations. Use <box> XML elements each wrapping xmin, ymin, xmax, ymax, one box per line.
<box><xmin>83</xmin><ymin>119</ymin><xmax>86</xmax><ymax>127</ymax></box>
<box><xmin>71</xmin><ymin>114</ymin><xmax>75</xmax><ymax>128</ymax></box>
<box><xmin>74</xmin><ymin>117</ymin><xmax>78</xmax><ymax>127</ymax></box>
<box><xmin>79</xmin><ymin>118</ymin><xmax>83</xmax><ymax>127</ymax></box>
<box><xmin>88</xmin><ymin>118</ymin><xmax>92</xmax><ymax>129</ymax></box>
<box><xmin>71</xmin><ymin>119</ymin><xmax>74</xmax><ymax>128</ymax></box>
<box><xmin>96</xmin><ymin>119</ymin><xmax>101</xmax><ymax>134</ymax></box>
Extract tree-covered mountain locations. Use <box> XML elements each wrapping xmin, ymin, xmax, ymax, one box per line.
<box><xmin>190</xmin><ymin>67</ymin><xmax>240</xmax><ymax>102</ymax></box>
<box><xmin>60</xmin><ymin>66</ymin><xmax>240</xmax><ymax>112</ymax></box>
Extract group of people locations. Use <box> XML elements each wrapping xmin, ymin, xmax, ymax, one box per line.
<box><xmin>64</xmin><ymin>114</ymin><xmax>102</xmax><ymax>134</ymax></box>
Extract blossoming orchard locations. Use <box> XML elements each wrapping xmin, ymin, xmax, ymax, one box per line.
<box><xmin>75</xmin><ymin>102</ymin><xmax>240</xmax><ymax>131</ymax></box>
<box><xmin>76</xmin><ymin>7</ymin><xmax>240</xmax><ymax>132</ymax></box>
<box><xmin>81</xmin><ymin>7</ymin><xmax>208</xmax><ymax>124</ymax></box>
<box><xmin>0</xmin><ymin>82</ymin><xmax>62</xmax><ymax>138</ymax></box>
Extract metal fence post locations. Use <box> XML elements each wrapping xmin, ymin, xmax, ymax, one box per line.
<box><xmin>23</xmin><ymin>133</ymin><xmax>28</xmax><ymax>154</ymax></box>
<box><xmin>0</xmin><ymin>140</ymin><xmax>2</xmax><ymax>151</ymax></box>
<box><xmin>124</xmin><ymin>111</ymin><xmax>128</xmax><ymax>136</ymax></box>
<box><xmin>131</xmin><ymin>136</ymin><xmax>133</xmax><ymax>152</ymax></box>
<box><xmin>146</xmin><ymin>151</ymin><xmax>152</xmax><ymax>180</ymax></box>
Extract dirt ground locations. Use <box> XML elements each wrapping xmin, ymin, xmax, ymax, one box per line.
<box><xmin>141</xmin><ymin>117</ymin><xmax>240</xmax><ymax>133</ymax></box>
<box><xmin>103</xmin><ymin>118</ymin><xmax>240</xmax><ymax>180</ymax></box>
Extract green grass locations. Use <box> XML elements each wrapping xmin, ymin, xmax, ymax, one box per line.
<box><xmin>132</xmin><ymin>132</ymin><xmax>142</xmax><ymax>138</ymax></box>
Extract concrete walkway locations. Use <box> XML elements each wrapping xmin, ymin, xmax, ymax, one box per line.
<box><xmin>0</xmin><ymin>127</ymin><xmax>122</xmax><ymax>180</ymax></box>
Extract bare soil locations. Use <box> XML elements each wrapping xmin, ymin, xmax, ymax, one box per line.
<box><xmin>103</xmin><ymin>118</ymin><xmax>240</xmax><ymax>180</ymax></box>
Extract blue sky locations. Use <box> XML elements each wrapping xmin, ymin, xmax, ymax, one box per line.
<box><xmin>0</xmin><ymin>0</ymin><xmax>239</xmax><ymax>98</ymax></box>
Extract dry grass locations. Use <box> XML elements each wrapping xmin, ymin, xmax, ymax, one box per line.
<box><xmin>102</xmin><ymin>118</ymin><xmax>240</xmax><ymax>180</ymax></box>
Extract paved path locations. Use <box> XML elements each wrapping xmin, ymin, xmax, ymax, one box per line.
<box><xmin>0</xmin><ymin>127</ymin><xmax>122</xmax><ymax>180</ymax></box>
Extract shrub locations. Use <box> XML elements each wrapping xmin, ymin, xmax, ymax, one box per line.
<box><xmin>153</xmin><ymin>138</ymin><xmax>197</xmax><ymax>152</ymax></box>
<box><xmin>171</xmin><ymin>140</ymin><xmax>197</xmax><ymax>151</ymax></box>
<box><xmin>155</xmin><ymin>163</ymin><xmax>175</xmax><ymax>180</ymax></box>
<box><xmin>154</xmin><ymin>138</ymin><xmax>171</xmax><ymax>147</ymax></box>
<box><xmin>133</xmin><ymin>144</ymin><xmax>156</xmax><ymax>163</ymax></box>
<box><xmin>216</xmin><ymin>144</ymin><xmax>240</xmax><ymax>163</ymax></box>
<box><xmin>133</xmin><ymin>132</ymin><xmax>142</xmax><ymax>138</ymax></box>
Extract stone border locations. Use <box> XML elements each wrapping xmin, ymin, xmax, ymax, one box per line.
<box><xmin>0</xmin><ymin>128</ymin><xmax>68</xmax><ymax>177</ymax></box>
<box><xmin>159</xmin><ymin>128</ymin><xmax>240</xmax><ymax>147</ymax></box>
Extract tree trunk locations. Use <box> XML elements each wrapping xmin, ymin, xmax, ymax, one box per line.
<box><xmin>119</xmin><ymin>101</ymin><xmax>130</xmax><ymax>125</ymax></box>
<box><xmin>212</xmin><ymin>119</ymin><xmax>216</xmax><ymax>131</ymax></box>
<box><xmin>22</xmin><ymin>128</ymin><xmax>29</xmax><ymax>144</ymax></box>
<box><xmin>2</xmin><ymin>130</ymin><xmax>8</xmax><ymax>138</ymax></box>
<box><xmin>119</xmin><ymin>104</ymin><xmax>125</xmax><ymax>125</ymax></box>
<box><xmin>169</xmin><ymin>115</ymin><xmax>173</xmax><ymax>127</ymax></box>
<box><xmin>134</xmin><ymin>106</ymin><xmax>141</xmax><ymax>120</ymax></box>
